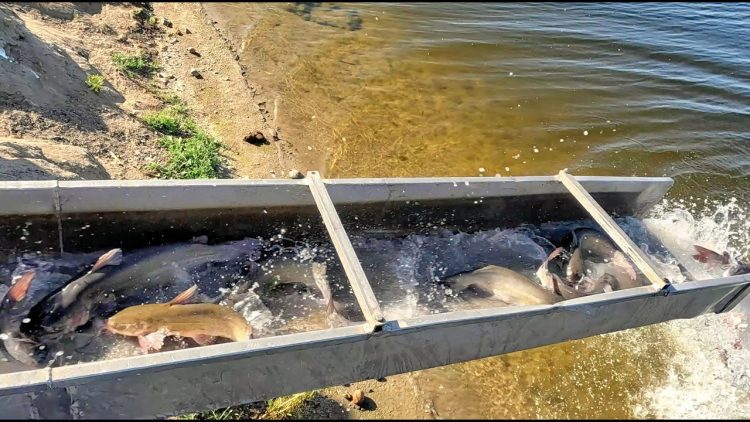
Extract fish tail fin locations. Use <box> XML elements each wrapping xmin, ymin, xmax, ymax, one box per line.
<box><xmin>169</xmin><ymin>284</ymin><xmax>198</xmax><ymax>305</ymax></box>
<box><xmin>692</xmin><ymin>245</ymin><xmax>728</xmax><ymax>265</ymax></box>
<box><xmin>311</xmin><ymin>262</ymin><xmax>336</xmax><ymax>315</ymax></box>
<box><xmin>89</xmin><ymin>249</ymin><xmax>123</xmax><ymax>274</ymax></box>
<box><xmin>8</xmin><ymin>269</ymin><xmax>35</xmax><ymax>302</ymax></box>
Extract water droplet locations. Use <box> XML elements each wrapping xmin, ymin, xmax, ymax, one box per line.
<box><xmin>583</xmin><ymin>130</ymin><xmax>589</xmax><ymax>136</ymax></box>
<box><xmin>22</xmin><ymin>318</ymin><xmax>30</xmax><ymax>324</ymax></box>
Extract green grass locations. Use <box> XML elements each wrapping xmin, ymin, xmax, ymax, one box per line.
<box><xmin>172</xmin><ymin>391</ymin><xmax>318</xmax><ymax>420</ymax></box>
<box><xmin>85</xmin><ymin>74</ymin><xmax>104</xmax><ymax>93</ymax></box>
<box><xmin>111</xmin><ymin>51</ymin><xmax>158</xmax><ymax>77</ymax></box>
<box><xmin>142</xmin><ymin>105</ymin><xmax>196</xmax><ymax>137</ymax></box>
<box><xmin>151</xmin><ymin>131</ymin><xmax>223</xmax><ymax>179</ymax></box>
<box><xmin>263</xmin><ymin>391</ymin><xmax>318</xmax><ymax>420</ymax></box>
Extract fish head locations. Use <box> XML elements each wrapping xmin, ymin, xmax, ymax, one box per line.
<box><xmin>105</xmin><ymin>306</ymin><xmax>152</xmax><ymax>336</ymax></box>
<box><xmin>34</xmin><ymin>302</ymin><xmax>89</xmax><ymax>338</ymax></box>
<box><xmin>599</xmin><ymin>273</ymin><xmax>620</xmax><ymax>291</ymax></box>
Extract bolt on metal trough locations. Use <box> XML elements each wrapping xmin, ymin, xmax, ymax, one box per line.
<box><xmin>0</xmin><ymin>171</ymin><xmax>747</xmax><ymax>419</ymax></box>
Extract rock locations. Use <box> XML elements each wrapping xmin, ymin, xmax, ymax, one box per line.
<box><xmin>162</xmin><ymin>17</ymin><xmax>173</xmax><ymax>28</ymax></box>
<box><xmin>184</xmin><ymin>27</ymin><xmax>192</xmax><ymax>34</ymax></box>
<box><xmin>376</xmin><ymin>377</ymin><xmax>387</xmax><ymax>382</ymax></box>
<box><xmin>243</xmin><ymin>131</ymin><xmax>269</xmax><ymax>146</ymax></box>
<box><xmin>190</xmin><ymin>68</ymin><xmax>203</xmax><ymax>79</ymax></box>
<box><xmin>187</xmin><ymin>47</ymin><xmax>200</xmax><ymax>57</ymax></box>
<box><xmin>288</xmin><ymin>169</ymin><xmax>303</xmax><ymax>179</ymax></box>
<box><xmin>351</xmin><ymin>390</ymin><xmax>365</xmax><ymax>406</ymax></box>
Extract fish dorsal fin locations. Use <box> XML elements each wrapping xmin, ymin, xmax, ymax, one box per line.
<box><xmin>89</xmin><ymin>249</ymin><xmax>123</xmax><ymax>274</ymax></box>
<box><xmin>7</xmin><ymin>269</ymin><xmax>35</xmax><ymax>302</ymax></box>
<box><xmin>169</xmin><ymin>284</ymin><xmax>198</xmax><ymax>305</ymax></box>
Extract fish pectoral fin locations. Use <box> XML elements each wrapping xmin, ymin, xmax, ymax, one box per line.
<box><xmin>169</xmin><ymin>284</ymin><xmax>199</xmax><ymax>305</ymax></box>
<box><xmin>547</xmin><ymin>247</ymin><xmax>565</xmax><ymax>262</ymax></box>
<box><xmin>191</xmin><ymin>334</ymin><xmax>216</xmax><ymax>346</ymax></box>
<box><xmin>138</xmin><ymin>332</ymin><xmax>167</xmax><ymax>352</ymax></box>
<box><xmin>612</xmin><ymin>251</ymin><xmax>637</xmax><ymax>281</ymax></box>
<box><xmin>8</xmin><ymin>269</ymin><xmax>35</xmax><ymax>302</ymax></box>
<box><xmin>89</xmin><ymin>249</ymin><xmax>123</xmax><ymax>274</ymax></box>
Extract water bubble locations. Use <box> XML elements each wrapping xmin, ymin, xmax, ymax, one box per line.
<box><xmin>560</xmin><ymin>138</ymin><xmax>565</xmax><ymax>143</ymax></box>
<box><xmin>22</xmin><ymin>318</ymin><xmax>30</xmax><ymax>324</ymax></box>
<box><xmin>509</xmin><ymin>71</ymin><xmax>513</xmax><ymax>76</ymax></box>
<box><xmin>583</xmin><ymin>130</ymin><xmax>589</xmax><ymax>136</ymax></box>
<box><xmin>505</xmin><ymin>167</ymin><xmax>510</xmax><ymax>172</ymax></box>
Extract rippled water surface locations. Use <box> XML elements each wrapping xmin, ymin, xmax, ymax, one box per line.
<box><xmin>205</xmin><ymin>2</ymin><xmax>750</xmax><ymax>418</ymax></box>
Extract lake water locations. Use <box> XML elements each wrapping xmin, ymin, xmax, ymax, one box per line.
<box><xmin>205</xmin><ymin>2</ymin><xmax>750</xmax><ymax>418</ymax></box>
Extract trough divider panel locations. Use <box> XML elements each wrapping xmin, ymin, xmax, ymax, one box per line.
<box><xmin>306</xmin><ymin>171</ymin><xmax>386</xmax><ymax>327</ymax></box>
<box><xmin>557</xmin><ymin>170</ymin><xmax>666</xmax><ymax>288</ymax></box>
<box><xmin>53</xmin><ymin>179</ymin><xmax>64</xmax><ymax>253</ymax></box>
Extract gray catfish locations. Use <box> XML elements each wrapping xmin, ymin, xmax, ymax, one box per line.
<box><xmin>569</xmin><ymin>228</ymin><xmax>637</xmax><ymax>282</ymax></box>
<box><xmin>537</xmin><ymin>245</ymin><xmax>630</xmax><ymax>300</ymax></box>
<box><xmin>692</xmin><ymin>245</ymin><xmax>750</xmax><ymax>277</ymax></box>
<box><xmin>27</xmin><ymin>238</ymin><xmax>263</xmax><ymax>339</ymax></box>
<box><xmin>562</xmin><ymin>228</ymin><xmax>641</xmax><ymax>292</ymax></box>
<box><xmin>1</xmin><ymin>251</ymin><xmax>104</xmax><ymax>367</ymax></box>
<box><xmin>444</xmin><ymin>265</ymin><xmax>561</xmax><ymax>307</ymax></box>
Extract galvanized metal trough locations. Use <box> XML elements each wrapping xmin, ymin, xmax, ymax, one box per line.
<box><xmin>0</xmin><ymin>170</ymin><xmax>747</xmax><ymax>419</ymax></box>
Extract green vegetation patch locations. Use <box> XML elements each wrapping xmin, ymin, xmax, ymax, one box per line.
<box><xmin>151</xmin><ymin>130</ymin><xmax>223</xmax><ymax>179</ymax></box>
<box><xmin>112</xmin><ymin>51</ymin><xmax>158</xmax><ymax>77</ymax></box>
<box><xmin>173</xmin><ymin>391</ymin><xmax>318</xmax><ymax>420</ymax></box>
<box><xmin>142</xmin><ymin>105</ymin><xmax>196</xmax><ymax>137</ymax></box>
<box><xmin>85</xmin><ymin>74</ymin><xmax>104</xmax><ymax>93</ymax></box>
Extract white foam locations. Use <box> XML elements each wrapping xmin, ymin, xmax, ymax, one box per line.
<box><xmin>634</xmin><ymin>199</ymin><xmax>750</xmax><ymax>418</ymax></box>
<box><xmin>0</xmin><ymin>46</ymin><xmax>7</xmax><ymax>60</ymax></box>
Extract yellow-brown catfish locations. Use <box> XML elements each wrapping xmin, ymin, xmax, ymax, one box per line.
<box><xmin>105</xmin><ymin>285</ymin><xmax>252</xmax><ymax>352</ymax></box>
